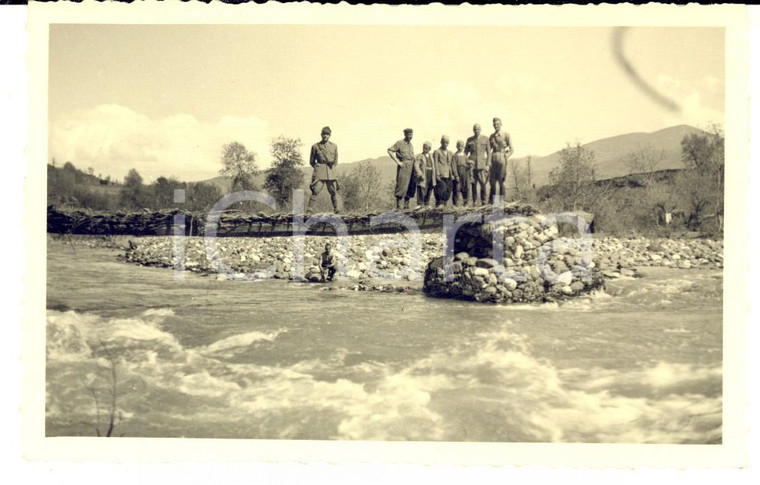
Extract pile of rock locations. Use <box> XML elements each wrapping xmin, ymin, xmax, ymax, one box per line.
<box><xmin>592</xmin><ymin>237</ymin><xmax>723</xmax><ymax>277</ymax></box>
<box><xmin>125</xmin><ymin>234</ymin><xmax>444</xmax><ymax>282</ymax></box>
<box><xmin>423</xmin><ymin>214</ymin><xmax>605</xmax><ymax>303</ymax></box>
<box><xmin>121</xmin><ymin>226</ymin><xmax>723</xmax><ymax>291</ymax></box>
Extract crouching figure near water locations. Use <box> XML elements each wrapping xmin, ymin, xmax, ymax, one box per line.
<box><xmin>320</xmin><ymin>242</ymin><xmax>337</xmax><ymax>282</ymax></box>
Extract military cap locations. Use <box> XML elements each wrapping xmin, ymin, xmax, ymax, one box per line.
<box><xmin>321</xmin><ymin>126</ymin><xmax>332</xmax><ymax>135</ymax></box>
<box><xmin>403</xmin><ymin>128</ymin><xmax>413</xmax><ymax>134</ymax></box>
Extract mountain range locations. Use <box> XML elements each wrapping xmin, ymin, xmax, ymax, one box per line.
<box><xmin>200</xmin><ymin>124</ymin><xmax>703</xmax><ymax>192</ymax></box>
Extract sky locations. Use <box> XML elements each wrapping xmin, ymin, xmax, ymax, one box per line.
<box><xmin>48</xmin><ymin>25</ymin><xmax>725</xmax><ymax>183</ymax></box>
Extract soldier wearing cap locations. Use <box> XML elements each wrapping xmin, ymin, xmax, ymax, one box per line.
<box><xmin>465</xmin><ymin>123</ymin><xmax>491</xmax><ymax>206</ymax></box>
<box><xmin>414</xmin><ymin>141</ymin><xmax>435</xmax><ymax>206</ymax></box>
<box><xmin>488</xmin><ymin>117</ymin><xmax>513</xmax><ymax>204</ymax></box>
<box><xmin>452</xmin><ymin>139</ymin><xmax>472</xmax><ymax>206</ymax></box>
<box><xmin>432</xmin><ymin>135</ymin><xmax>454</xmax><ymax>207</ymax></box>
<box><xmin>387</xmin><ymin>128</ymin><xmax>417</xmax><ymax>210</ymax></box>
<box><xmin>307</xmin><ymin>126</ymin><xmax>340</xmax><ymax>213</ymax></box>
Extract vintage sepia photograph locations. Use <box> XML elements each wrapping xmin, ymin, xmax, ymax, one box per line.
<box><xmin>22</xmin><ymin>2</ymin><xmax>752</xmax><ymax>469</ymax></box>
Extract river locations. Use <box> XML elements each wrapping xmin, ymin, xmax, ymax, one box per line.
<box><xmin>45</xmin><ymin>238</ymin><xmax>722</xmax><ymax>443</ymax></box>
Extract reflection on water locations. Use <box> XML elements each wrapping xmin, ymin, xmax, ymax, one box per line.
<box><xmin>46</xmin><ymin>241</ymin><xmax>722</xmax><ymax>443</ymax></box>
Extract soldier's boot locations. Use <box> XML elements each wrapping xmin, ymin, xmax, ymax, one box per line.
<box><xmin>331</xmin><ymin>195</ymin><xmax>339</xmax><ymax>214</ymax></box>
<box><xmin>403</xmin><ymin>199</ymin><xmax>410</xmax><ymax>210</ymax></box>
<box><xmin>395</xmin><ymin>197</ymin><xmax>402</xmax><ymax>210</ymax></box>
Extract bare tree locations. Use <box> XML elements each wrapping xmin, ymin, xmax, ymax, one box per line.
<box><xmin>679</xmin><ymin>125</ymin><xmax>724</xmax><ymax>231</ymax></box>
<box><xmin>623</xmin><ymin>145</ymin><xmax>670</xmax><ymax>224</ymax></box>
<box><xmin>82</xmin><ymin>343</ymin><xmax>124</xmax><ymax>437</ymax></box>
<box><xmin>548</xmin><ymin>142</ymin><xmax>598</xmax><ymax>211</ymax></box>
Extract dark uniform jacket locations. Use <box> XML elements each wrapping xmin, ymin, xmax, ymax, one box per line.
<box><xmin>310</xmin><ymin>141</ymin><xmax>338</xmax><ymax>181</ymax></box>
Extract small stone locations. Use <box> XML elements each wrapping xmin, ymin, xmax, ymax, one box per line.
<box><xmin>561</xmin><ymin>285</ymin><xmax>573</xmax><ymax>295</ymax></box>
<box><xmin>570</xmin><ymin>281</ymin><xmax>584</xmax><ymax>293</ymax></box>
<box><xmin>514</xmin><ymin>245</ymin><xmax>524</xmax><ymax>260</ymax></box>
<box><xmin>472</xmin><ymin>267</ymin><xmax>490</xmax><ymax>277</ymax></box>
<box><xmin>556</xmin><ymin>271</ymin><xmax>573</xmax><ymax>285</ymax></box>
<box><xmin>677</xmin><ymin>260</ymin><xmax>692</xmax><ymax>269</ymax></box>
<box><xmin>455</xmin><ymin>252</ymin><xmax>470</xmax><ymax>261</ymax></box>
<box><xmin>476</xmin><ymin>258</ymin><xmax>499</xmax><ymax>269</ymax></box>
<box><xmin>501</xmin><ymin>278</ymin><xmax>518</xmax><ymax>291</ymax></box>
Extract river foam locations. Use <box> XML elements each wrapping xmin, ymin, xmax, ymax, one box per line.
<box><xmin>46</xmin><ymin>308</ymin><xmax>721</xmax><ymax>443</ymax></box>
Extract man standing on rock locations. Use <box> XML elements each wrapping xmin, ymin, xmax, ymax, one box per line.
<box><xmin>387</xmin><ymin>128</ymin><xmax>417</xmax><ymax>210</ymax></box>
<box><xmin>432</xmin><ymin>135</ymin><xmax>454</xmax><ymax>207</ymax></box>
<box><xmin>307</xmin><ymin>126</ymin><xmax>340</xmax><ymax>213</ymax></box>
<box><xmin>452</xmin><ymin>140</ymin><xmax>472</xmax><ymax>206</ymax></box>
<box><xmin>465</xmin><ymin>123</ymin><xmax>490</xmax><ymax>206</ymax></box>
<box><xmin>414</xmin><ymin>141</ymin><xmax>435</xmax><ymax>207</ymax></box>
<box><xmin>488</xmin><ymin>117</ymin><xmax>513</xmax><ymax>204</ymax></box>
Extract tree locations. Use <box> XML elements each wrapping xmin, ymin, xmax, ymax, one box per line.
<box><xmin>219</xmin><ymin>142</ymin><xmax>259</xmax><ymax>193</ymax></box>
<box><xmin>679</xmin><ymin>126</ymin><xmax>724</xmax><ymax>232</ymax></box>
<box><xmin>119</xmin><ymin>168</ymin><xmax>145</xmax><ymax>209</ymax></box>
<box><xmin>623</xmin><ymin>145</ymin><xmax>665</xmax><ymax>182</ymax></box>
<box><xmin>623</xmin><ymin>145</ymin><xmax>669</xmax><ymax>225</ymax></box>
<box><xmin>508</xmin><ymin>156</ymin><xmax>536</xmax><ymax>203</ymax></box>
<box><xmin>264</xmin><ymin>136</ymin><xmax>305</xmax><ymax>209</ymax></box>
<box><xmin>341</xmin><ymin>162</ymin><xmax>385</xmax><ymax>212</ymax></box>
<box><xmin>150</xmin><ymin>176</ymin><xmax>186</xmax><ymax>209</ymax></box>
<box><xmin>548</xmin><ymin>142</ymin><xmax>599</xmax><ymax>211</ymax></box>
<box><xmin>186</xmin><ymin>182</ymin><xmax>223</xmax><ymax>212</ymax></box>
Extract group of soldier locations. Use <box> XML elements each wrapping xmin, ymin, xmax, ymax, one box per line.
<box><xmin>305</xmin><ymin>118</ymin><xmax>513</xmax><ymax>213</ymax></box>
<box><xmin>386</xmin><ymin>118</ymin><xmax>513</xmax><ymax>210</ymax></box>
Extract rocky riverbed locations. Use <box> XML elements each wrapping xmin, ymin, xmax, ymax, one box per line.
<box><xmin>119</xmin><ymin>233</ymin><xmax>723</xmax><ymax>291</ymax></box>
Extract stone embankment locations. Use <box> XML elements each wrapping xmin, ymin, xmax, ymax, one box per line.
<box><xmin>120</xmin><ymin>230</ymin><xmax>723</xmax><ymax>298</ymax></box>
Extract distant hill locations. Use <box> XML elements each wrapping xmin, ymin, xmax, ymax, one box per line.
<box><xmin>518</xmin><ymin>124</ymin><xmax>703</xmax><ymax>186</ymax></box>
<box><xmin>197</xmin><ymin>125</ymin><xmax>704</xmax><ymax>190</ymax></box>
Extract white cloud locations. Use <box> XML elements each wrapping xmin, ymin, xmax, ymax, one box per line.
<box><xmin>656</xmin><ymin>74</ymin><xmax>724</xmax><ymax>130</ymax></box>
<box><xmin>50</xmin><ymin>104</ymin><xmax>271</xmax><ymax>182</ymax></box>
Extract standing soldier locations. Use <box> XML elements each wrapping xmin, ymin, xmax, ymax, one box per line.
<box><xmin>414</xmin><ymin>141</ymin><xmax>435</xmax><ymax>207</ymax></box>
<box><xmin>451</xmin><ymin>140</ymin><xmax>472</xmax><ymax>206</ymax></box>
<box><xmin>387</xmin><ymin>128</ymin><xmax>417</xmax><ymax>210</ymax></box>
<box><xmin>465</xmin><ymin>123</ymin><xmax>490</xmax><ymax>206</ymax></box>
<box><xmin>488</xmin><ymin>117</ymin><xmax>513</xmax><ymax>204</ymax></box>
<box><xmin>307</xmin><ymin>126</ymin><xmax>340</xmax><ymax>213</ymax></box>
<box><xmin>432</xmin><ymin>135</ymin><xmax>454</xmax><ymax>207</ymax></box>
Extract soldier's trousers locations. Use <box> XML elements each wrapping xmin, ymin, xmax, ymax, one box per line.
<box><xmin>308</xmin><ymin>179</ymin><xmax>339</xmax><ymax>210</ymax></box>
<box><xmin>471</xmin><ymin>169</ymin><xmax>488</xmax><ymax>205</ymax></box>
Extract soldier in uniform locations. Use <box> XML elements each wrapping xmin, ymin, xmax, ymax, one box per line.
<box><xmin>451</xmin><ymin>140</ymin><xmax>472</xmax><ymax>206</ymax></box>
<box><xmin>387</xmin><ymin>128</ymin><xmax>417</xmax><ymax>210</ymax></box>
<box><xmin>465</xmin><ymin>123</ymin><xmax>490</xmax><ymax>206</ymax></box>
<box><xmin>307</xmin><ymin>126</ymin><xmax>340</xmax><ymax>213</ymax></box>
<box><xmin>414</xmin><ymin>141</ymin><xmax>435</xmax><ymax>207</ymax></box>
<box><xmin>488</xmin><ymin>117</ymin><xmax>513</xmax><ymax>204</ymax></box>
<box><xmin>432</xmin><ymin>135</ymin><xmax>454</xmax><ymax>207</ymax></box>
